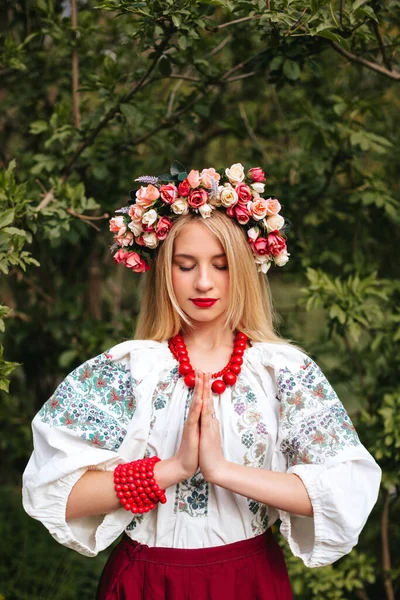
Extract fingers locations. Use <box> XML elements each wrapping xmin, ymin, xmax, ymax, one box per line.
<box><xmin>201</xmin><ymin>373</ymin><xmax>214</xmax><ymax>422</ymax></box>
<box><xmin>187</xmin><ymin>370</ymin><xmax>203</xmax><ymax>425</ymax></box>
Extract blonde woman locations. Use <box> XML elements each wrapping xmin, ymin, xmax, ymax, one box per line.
<box><xmin>23</xmin><ymin>164</ymin><xmax>381</xmax><ymax>599</ymax></box>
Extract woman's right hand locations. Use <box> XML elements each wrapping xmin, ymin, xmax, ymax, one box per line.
<box><xmin>174</xmin><ymin>369</ymin><xmax>204</xmax><ymax>480</ymax></box>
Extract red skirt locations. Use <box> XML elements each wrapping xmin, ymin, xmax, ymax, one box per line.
<box><xmin>96</xmin><ymin>530</ymin><xmax>292</xmax><ymax>600</ymax></box>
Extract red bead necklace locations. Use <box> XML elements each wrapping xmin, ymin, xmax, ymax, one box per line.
<box><xmin>168</xmin><ymin>331</ymin><xmax>248</xmax><ymax>394</ymax></box>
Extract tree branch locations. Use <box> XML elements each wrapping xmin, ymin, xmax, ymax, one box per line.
<box><xmin>217</xmin><ymin>15</ymin><xmax>260</xmax><ymax>30</ymax></box>
<box><xmin>381</xmin><ymin>490</ymin><xmax>395</xmax><ymax>600</ymax></box>
<box><xmin>71</xmin><ymin>0</ymin><xmax>80</xmax><ymax>129</ymax></box>
<box><xmin>239</xmin><ymin>102</ymin><xmax>270</xmax><ymax>164</ymax></box>
<box><xmin>330</xmin><ymin>41</ymin><xmax>400</xmax><ymax>81</ymax></box>
<box><xmin>371</xmin><ymin>21</ymin><xmax>392</xmax><ymax>71</ymax></box>
<box><xmin>60</xmin><ymin>33</ymin><xmax>173</xmax><ymax>179</ymax></box>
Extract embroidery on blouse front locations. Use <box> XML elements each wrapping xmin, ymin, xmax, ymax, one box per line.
<box><xmin>277</xmin><ymin>357</ymin><xmax>361</xmax><ymax>467</ymax></box>
<box><xmin>149</xmin><ymin>366</ymin><xmax>180</xmax><ymax>431</ymax></box>
<box><xmin>126</xmin><ymin>514</ymin><xmax>145</xmax><ymax>531</ymax></box>
<box><xmin>231</xmin><ymin>377</ymin><xmax>269</xmax><ymax>533</ymax></box>
<box><xmin>38</xmin><ymin>351</ymin><xmax>138</xmax><ymax>451</ymax></box>
<box><xmin>174</xmin><ymin>389</ymin><xmax>209</xmax><ymax>517</ymax></box>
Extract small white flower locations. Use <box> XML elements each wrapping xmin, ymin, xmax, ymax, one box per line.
<box><xmin>266</xmin><ymin>214</ymin><xmax>285</xmax><ymax>231</ymax></box>
<box><xmin>251</xmin><ymin>182</ymin><xmax>265</xmax><ymax>194</ymax></box>
<box><xmin>171</xmin><ymin>199</ymin><xmax>189</xmax><ymax>215</ymax></box>
<box><xmin>254</xmin><ymin>254</ymin><xmax>272</xmax><ymax>273</ymax></box>
<box><xmin>143</xmin><ymin>232</ymin><xmax>159</xmax><ymax>249</ymax></box>
<box><xmin>141</xmin><ymin>209</ymin><xmax>157</xmax><ymax>226</ymax></box>
<box><xmin>225</xmin><ymin>163</ymin><xmax>245</xmax><ymax>185</ymax></box>
<box><xmin>274</xmin><ymin>251</ymin><xmax>290</xmax><ymax>267</ymax></box>
<box><xmin>220</xmin><ymin>187</ymin><xmax>238</xmax><ymax>207</ymax></box>
<box><xmin>198</xmin><ymin>203</ymin><xmax>215</xmax><ymax>218</ymax></box>
<box><xmin>128</xmin><ymin>221</ymin><xmax>143</xmax><ymax>236</ymax></box>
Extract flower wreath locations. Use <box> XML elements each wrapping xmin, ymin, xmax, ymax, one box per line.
<box><xmin>109</xmin><ymin>161</ymin><xmax>290</xmax><ymax>273</ymax></box>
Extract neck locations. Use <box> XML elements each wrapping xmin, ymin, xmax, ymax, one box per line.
<box><xmin>181</xmin><ymin>322</ymin><xmax>235</xmax><ymax>351</ymax></box>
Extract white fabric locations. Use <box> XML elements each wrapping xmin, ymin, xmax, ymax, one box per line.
<box><xmin>22</xmin><ymin>340</ymin><xmax>381</xmax><ymax>566</ymax></box>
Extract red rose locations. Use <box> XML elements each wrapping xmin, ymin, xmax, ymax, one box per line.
<box><xmin>188</xmin><ymin>188</ymin><xmax>208</xmax><ymax>209</ymax></box>
<box><xmin>226</xmin><ymin>202</ymin><xmax>250</xmax><ymax>225</ymax></box>
<box><xmin>235</xmin><ymin>182</ymin><xmax>253</xmax><ymax>204</ymax></box>
<box><xmin>159</xmin><ymin>184</ymin><xmax>178</xmax><ymax>205</ymax></box>
<box><xmin>156</xmin><ymin>216</ymin><xmax>173</xmax><ymax>240</ymax></box>
<box><xmin>178</xmin><ymin>178</ymin><xmax>191</xmax><ymax>197</ymax></box>
<box><xmin>114</xmin><ymin>248</ymin><xmax>127</xmax><ymax>264</ymax></box>
<box><xmin>135</xmin><ymin>235</ymin><xmax>146</xmax><ymax>246</ymax></box>
<box><xmin>142</xmin><ymin>223</ymin><xmax>155</xmax><ymax>233</ymax></box>
<box><xmin>250</xmin><ymin>237</ymin><xmax>270</xmax><ymax>256</ymax></box>
<box><xmin>247</xmin><ymin>167</ymin><xmax>266</xmax><ymax>182</ymax></box>
<box><xmin>267</xmin><ymin>231</ymin><xmax>287</xmax><ymax>256</ymax></box>
<box><xmin>124</xmin><ymin>252</ymin><xmax>150</xmax><ymax>273</ymax></box>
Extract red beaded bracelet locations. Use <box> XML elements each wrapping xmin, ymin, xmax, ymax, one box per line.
<box><xmin>114</xmin><ymin>456</ymin><xmax>167</xmax><ymax>514</ymax></box>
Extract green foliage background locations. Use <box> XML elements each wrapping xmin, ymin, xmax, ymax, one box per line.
<box><xmin>1</xmin><ymin>0</ymin><xmax>399</xmax><ymax>598</ymax></box>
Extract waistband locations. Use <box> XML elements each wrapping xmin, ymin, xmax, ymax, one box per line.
<box><xmin>120</xmin><ymin>530</ymin><xmax>273</xmax><ymax>567</ymax></box>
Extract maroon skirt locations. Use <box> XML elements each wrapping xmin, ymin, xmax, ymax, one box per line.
<box><xmin>96</xmin><ymin>530</ymin><xmax>292</xmax><ymax>600</ymax></box>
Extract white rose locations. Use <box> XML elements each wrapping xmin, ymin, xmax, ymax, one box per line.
<box><xmin>247</xmin><ymin>227</ymin><xmax>259</xmax><ymax>242</ymax></box>
<box><xmin>274</xmin><ymin>251</ymin><xmax>290</xmax><ymax>267</ymax></box>
<box><xmin>225</xmin><ymin>163</ymin><xmax>245</xmax><ymax>185</ymax></box>
<box><xmin>220</xmin><ymin>187</ymin><xmax>238</xmax><ymax>207</ymax></box>
<box><xmin>198</xmin><ymin>203</ymin><xmax>214</xmax><ymax>219</ymax></box>
<box><xmin>143</xmin><ymin>232</ymin><xmax>159</xmax><ymax>249</ymax></box>
<box><xmin>171</xmin><ymin>199</ymin><xmax>189</xmax><ymax>215</ymax></box>
<box><xmin>141</xmin><ymin>209</ymin><xmax>157</xmax><ymax>226</ymax></box>
<box><xmin>254</xmin><ymin>254</ymin><xmax>272</xmax><ymax>273</ymax></box>
<box><xmin>266</xmin><ymin>214</ymin><xmax>285</xmax><ymax>231</ymax></box>
<box><xmin>251</xmin><ymin>183</ymin><xmax>265</xmax><ymax>195</ymax></box>
<box><xmin>128</xmin><ymin>220</ymin><xmax>143</xmax><ymax>236</ymax></box>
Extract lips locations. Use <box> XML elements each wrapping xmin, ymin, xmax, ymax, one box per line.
<box><xmin>190</xmin><ymin>298</ymin><xmax>218</xmax><ymax>308</ymax></box>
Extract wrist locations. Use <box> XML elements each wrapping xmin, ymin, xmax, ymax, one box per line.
<box><xmin>154</xmin><ymin>456</ymin><xmax>189</xmax><ymax>489</ymax></box>
<box><xmin>203</xmin><ymin>459</ymin><xmax>229</xmax><ymax>485</ymax></box>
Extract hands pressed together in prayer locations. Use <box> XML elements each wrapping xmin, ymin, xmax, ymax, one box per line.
<box><xmin>175</xmin><ymin>370</ymin><xmax>225</xmax><ymax>483</ymax></box>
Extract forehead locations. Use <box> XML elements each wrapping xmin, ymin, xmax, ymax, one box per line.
<box><xmin>173</xmin><ymin>222</ymin><xmax>225</xmax><ymax>257</ymax></box>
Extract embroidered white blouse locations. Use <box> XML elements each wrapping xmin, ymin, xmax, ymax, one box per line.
<box><xmin>22</xmin><ymin>339</ymin><xmax>381</xmax><ymax>567</ymax></box>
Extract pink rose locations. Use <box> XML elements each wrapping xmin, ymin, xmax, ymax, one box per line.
<box><xmin>227</xmin><ymin>202</ymin><xmax>250</xmax><ymax>225</ymax></box>
<box><xmin>156</xmin><ymin>216</ymin><xmax>173</xmax><ymax>240</ymax></box>
<box><xmin>235</xmin><ymin>183</ymin><xmax>253</xmax><ymax>204</ymax></box>
<box><xmin>113</xmin><ymin>248</ymin><xmax>127</xmax><ymax>264</ymax></box>
<box><xmin>115</xmin><ymin>230</ymin><xmax>134</xmax><ymax>246</ymax></box>
<box><xmin>124</xmin><ymin>252</ymin><xmax>150</xmax><ymax>273</ymax></box>
<box><xmin>248</xmin><ymin>167</ymin><xmax>266</xmax><ymax>182</ymax></box>
<box><xmin>267</xmin><ymin>231</ymin><xmax>287</xmax><ymax>256</ymax></box>
<box><xmin>187</xmin><ymin>169</ymin><xmax>200</xmax><ymax>189</ymax></box>
<box><xmin>109</xmin><ymin>216</ymin><xmax>125</xmax><ymax>233</ymax></box>
<box><xmin>128</xmin><ymin>204</ymin><xmax>144</xmax><ymax>222</ymax></box>
<box><xmin>135</xmin><ymin>235</ymin><xmax>146</xmax><ymax>246</ymax></box>
<box><xmin>249</xmin><ymin>198</ymin><xmax>268</xmax><ymax>221</ymax></box>
<box><xmin>142</xmin><ymin>223</ymin><xmax>155</xmax><ymax>233</ymax></box>
<box><xmin>250</xmin><ymin>237</ymin><xmax>270</xmax><ymax>256</ymax></box>
<box><xmin>159</xmin><ymin>184</ymin><xmax>178</xmax><ymax>205</ymax></box>
<box><xmin>188</xmin><ymin>188</ymin><xmax>208</xmax><ymax>209</ymax></box>
<box><xmin>200</xmin><ymin>168</ymin><xmax>221</xmax><ymax>189</ymax></box>
<box><xmin>136</xmin><ymin>184</ymin><xmax>160</xmax><ymax>208</ymax></box>
<box><xmin>265</xmin><ymin>198</ymin><xmax>281</xmax><ymax>216</ymax></box>
<box><xmin>178</xmin><ymin>179</ymin><xmax>191</xmax><ymax>197</ymax></box>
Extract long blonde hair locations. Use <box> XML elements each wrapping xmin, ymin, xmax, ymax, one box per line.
<box><xmin>134</xmin><ymin>210</ymin><xmax>284</xmax><ymax>343</ymax></box>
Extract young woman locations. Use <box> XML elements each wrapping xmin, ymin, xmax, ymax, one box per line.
<box><xmin>23</xmin><ymin>163</ymin><xmax>381</xmax><ymax>599</ymax></box>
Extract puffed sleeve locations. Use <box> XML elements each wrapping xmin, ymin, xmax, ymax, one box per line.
<box><xmin>22</xmin><ymin>340</ymin><xmax>157</xmax><ymax>557</ymax></box>
<box><xmin>267</xmin><ymin>344</ymin><xmax>381</xmax><ymax>567</ymax></box>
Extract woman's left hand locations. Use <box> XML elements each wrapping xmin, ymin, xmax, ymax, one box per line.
<box><xmin>199</xmin><ymin>372</ymin><xmax>227</xmax><ymax>483</ymax></box>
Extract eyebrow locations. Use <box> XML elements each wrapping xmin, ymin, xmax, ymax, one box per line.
<box><xmin>174</xmin><ymin>253</ymin><xmax>226</xmax><ymax>259</ymax></box>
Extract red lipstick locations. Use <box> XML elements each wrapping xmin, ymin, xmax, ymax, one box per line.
<box><xmin>190</xmin><ymin>298</ymin><xmax>218</xmax><ymax>308</ymax></box>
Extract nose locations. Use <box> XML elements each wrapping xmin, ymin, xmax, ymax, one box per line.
<box><xmin>195</xmin><ymin>265</ymin><xmax>214</xmax><ymax>292</ymax></box>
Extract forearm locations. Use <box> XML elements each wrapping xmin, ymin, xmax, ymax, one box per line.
<box><xmin>66</xmin><ymin>457</ymin><xmax>186</xmax><ymax>521</ymax></box>
<box><xmin>209</xmin><ymin>461</ymin><xmax>313</xmax><ymax>517</ymax></box>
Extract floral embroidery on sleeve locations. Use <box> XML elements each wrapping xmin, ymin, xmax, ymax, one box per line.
<box><xmin>277</xmin><ymin>357</ymin><xmax>361</xmax><ymax>467</ymax></box>
<box><xmin>39</xmin><ymin>351</ymin><xmax>138</xmax><ymax>452</ymax></box>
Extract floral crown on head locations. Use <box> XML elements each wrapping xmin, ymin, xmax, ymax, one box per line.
<box><xmin>109</xmin><ymin>161</ymin><xmax>290</xmax><ymax>273</ymax></box>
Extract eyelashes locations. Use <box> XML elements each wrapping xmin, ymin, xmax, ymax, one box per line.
<box><xmin>178</xmin><ymin>266</ymin><xmax>228</xmax><ymax>272</ymax></box>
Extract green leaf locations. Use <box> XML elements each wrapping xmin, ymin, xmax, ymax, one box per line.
<box><xmin>0</xmin><ymin>209</ymin><xmax>15</xmax><ymax>229</ymax></box>
<box><xmin>170</xmin><ymin>161</ymin><xmax>186</xmax><ymax>176</ymax></box>
<box><xmin>316</xmin><ymin>29</ymin><xmax>350</xmax><ymax>50</ymax></box>
<box><xmin>269</xmin><ymin>56</ymin><xmax>284</xmax><ymax>71</ymax></box>
<box><xmin>158</xmin><ymin>55</ymin><xmax>172</xmax><ymax>76</ymax></box>
<box><xmin>283</xmin><ymin>59</ymin><xmax>300</xmax><ymax>81</ymax></box>
<box><xmin>29</xmin><ymin>120</ymin><xmax>49</xmax><ymax>135</ymax></box>
<box><xmin>120</xmin><ymin>103</ymin><xmax>140</xmax><ymax>124</ymax></box>
<box><xmin>178</xmin><ymin>36</ymin><xmax>187</xmax><ymax>51</ymax></box>
<box><xmin>172</xmin><ymin>14</ymin><xmax>181</xmax><ymax>28</ymax></box>
<box><xmin>1</xmin><ymin>226</ymin><xmax>27</xmax><ymax>237</ymax></box>
<box><xmin>58</xmin><ymin>349</ymin><xmax>78</xmax><ymax>368</ymax></box>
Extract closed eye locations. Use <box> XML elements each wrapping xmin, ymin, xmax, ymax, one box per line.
<box><xmin>178</xmin><ymin>265</ymin><xmax>228</xmax><ymax>271</ymax></box>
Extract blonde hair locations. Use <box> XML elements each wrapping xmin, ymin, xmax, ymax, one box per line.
<box><xmin>134</xmin><ymin>210</ymin><xmax>285</xmax><ymax>343</ymax></box>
